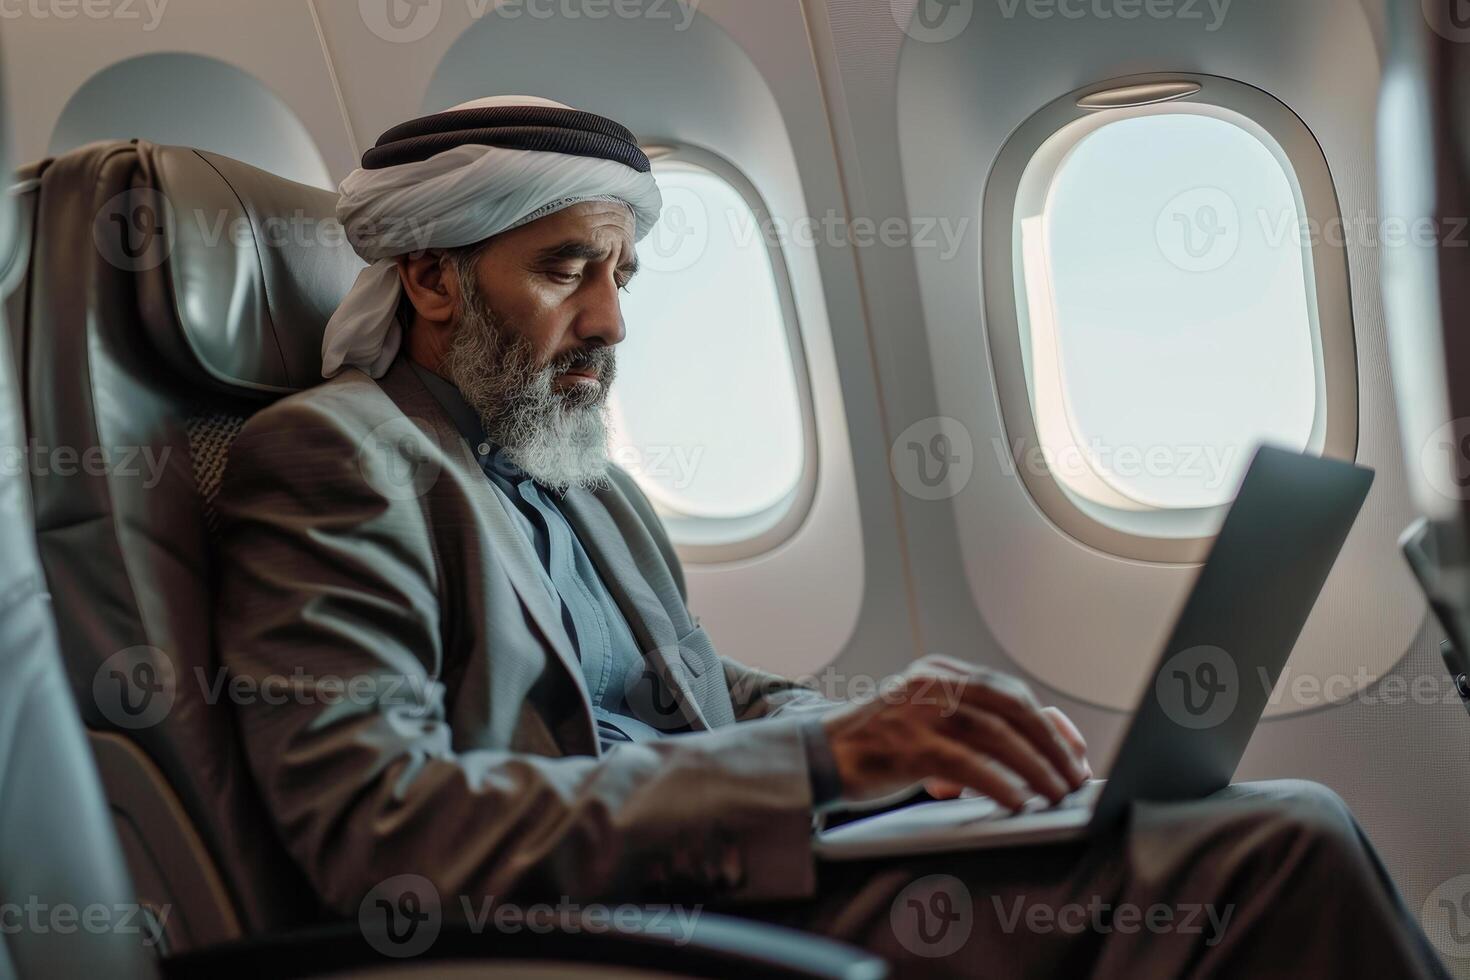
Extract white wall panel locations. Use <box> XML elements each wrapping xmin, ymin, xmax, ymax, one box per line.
<box><xmin>897</xmin><ymin>0</ymin><xmax>1423</xmax><ymax>715</ymax></box>
<box><xmin>0</xmin><ymin>0</ymin><xmax>355</xmax><ymax>180</ymax></box>
<box><xmin>809</xmin><ymin>1</ymin><xmax>1467</xmax><ymax>970</ymax></box>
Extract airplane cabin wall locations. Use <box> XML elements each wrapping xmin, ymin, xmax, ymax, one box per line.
<box><xmin>4</xmin><ymin>0</ymin><xmax>1469</xmax><ymax>970</ymax></box>
<box><xmin>806</xmin><ymin>0</ymin><xmax>1470</xmax><ymax>966</ymax></box>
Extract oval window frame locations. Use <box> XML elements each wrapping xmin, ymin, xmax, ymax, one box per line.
<box><xmin>981</xmin><ymin>72</ymin><xmax>1359</xmax><ymax>563</ymax></box>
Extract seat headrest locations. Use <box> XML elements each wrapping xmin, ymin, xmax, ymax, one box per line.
<box><xmin>126</xmin><ymin>143</ymin><xmax>363</xmax><ymax>397</ymax></box>
<box><xmin>10</xmin><ymin>138</ymin><xmax>331</xmax><ymax>933</ymax></box>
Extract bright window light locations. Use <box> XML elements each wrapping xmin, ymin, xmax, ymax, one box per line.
<box><xmin>1018</xmin><ymin>110</ymin><xmax>1321</xmax><ymax>512</ymax></box>
<box><xmin>609</xmin><ymin>161</ymin><xmax>804</xmax><ymax>522</ymax></box>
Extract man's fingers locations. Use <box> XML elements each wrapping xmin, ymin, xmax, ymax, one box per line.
<box><xmin>924</xmin><ymin>778</ymin><xmax>967</xmax><ymax>800</ymax></box>
<box><xmin>940</xmin><ymin>704</ymin><xmax>1071</xmax><ymax>802</ymax></box>
<box><xmin>952</xmin><ymin>680</ymin><xmax>1088</xmax><ymax>789</ymax></box>
<box><xmin>907</xmin><ymin>660</ymin><xmax>1088</xmax><ymax>789</ymax></box>
<box><xmin>1041</xmin><ymin>706</ymin><xmax>1085</xmax><ymax>752</ymax></box>
<box><xmin>1011</xmin><ymin>707</ymin><xmax>1088</xmax><ymax>789</ymax></box>
<box><xmin>918</xmin><ymin>742</ymin><xmax>1030</xmax><ymax>810</ymax></box>
<box><xmin>895</xmin><ymin>660</ymin><xmax>1090</xmax><ymax>796</ymax></box>
<box><xmin>1041</xmin><ymin>706</ymin><xmax>1092</xmax><ymax>779</ymax></box>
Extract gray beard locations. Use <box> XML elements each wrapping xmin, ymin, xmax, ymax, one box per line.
<box><xmin>438</xmin><ymin>274</ymin><xmax>616</xmax><ymax>494</ymax></box>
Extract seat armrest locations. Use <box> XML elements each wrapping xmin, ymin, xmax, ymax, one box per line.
<box><xmin>159</xmin><ymin>912</ymin><xmax>887</xmax><ymax>980</ymax></box>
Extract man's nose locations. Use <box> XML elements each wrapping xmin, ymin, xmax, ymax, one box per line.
<box><xmin>573</xmin><ymin>275</ymin><xmax>626</xmax><ymax>347</ymax></box>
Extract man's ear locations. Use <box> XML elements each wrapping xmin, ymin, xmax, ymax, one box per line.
<box><xmin>396</xmin><ymin>251</ymin><xmax>457</xmax><ymax>325</ymax></box>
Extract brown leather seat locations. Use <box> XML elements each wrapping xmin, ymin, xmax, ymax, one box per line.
<box><xmin>0</xmin><ymin>122</ymin><xmax>156</xmax><ymax>980</ymax></box>
<box><xmin>7</xmin><ymin>138</ymin><xmax>366</xmax><ymax>950</ymax></box>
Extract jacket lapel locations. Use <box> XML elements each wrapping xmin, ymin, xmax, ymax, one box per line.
<box><xmin>374</xmin><ymin>360</ymin><xmax>587</xmax><ymax>706</ymax></box>
<box><xmin>374</xmin><ymin>357</ymin><xmax>708</xmax><ymax>733</ymax></box>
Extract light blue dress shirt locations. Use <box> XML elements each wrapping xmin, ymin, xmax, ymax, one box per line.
<box><xmin>412</xmin><ymin>363</ymin><xmax>663</xmax><ymax>750</ymax></box>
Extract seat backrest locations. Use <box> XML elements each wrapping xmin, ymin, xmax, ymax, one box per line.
<box><xmin>7</xmin><ymin>139</ymin><xmax>365</xmax><ymax>950</ymax></box>
<box><xmin>0</xmin><ymin>98</ymin><xmax>156</xmax><ymax>980</ymax></box>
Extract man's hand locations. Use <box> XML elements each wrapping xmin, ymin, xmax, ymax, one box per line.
<box><xmin>821</xmin><ymin>655</ymin><xmax>1092</xmax><ymax>809</ymax></box>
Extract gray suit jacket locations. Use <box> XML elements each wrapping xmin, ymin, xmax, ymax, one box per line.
<box><xmin>214</xmin><ymin>357</ymin><xmax>832</xmax><ymax>914</ymax></box>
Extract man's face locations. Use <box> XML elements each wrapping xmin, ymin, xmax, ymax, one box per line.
<box><xmin>438</xmin><ymin>200</ymin><xmax>639</xmax><ymax>492</ymax></box>
<box><xmin>462</xmin><ymin>200</ymin><xmax>636</xmax><ymax>385</ymax></box>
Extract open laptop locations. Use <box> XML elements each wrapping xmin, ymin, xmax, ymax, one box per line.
<box><xmin>815</xmin><ymin>445</ymin><xmax>1374</xmax><ymax>860</ymax></box>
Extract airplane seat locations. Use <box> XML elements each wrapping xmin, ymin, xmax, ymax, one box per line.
<box><xmin>7</xmin><ymin>138</ymin><xmax>364</xmax><ymax>950</ymax></box>
<box><xmin>6</xmin><ymin>138</ymin><xmax>889</xmax><ymax>980</ymax></box>
<box><xmin>0</xmin><ymin>140</ymin><xmax>157</xmax><ymax>980</ymax></box>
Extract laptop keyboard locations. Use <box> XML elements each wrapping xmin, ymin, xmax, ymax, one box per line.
<box><xmin>1011</xmin><ymin>779</ymin><xmax>1104</xmax><ymax>818</ymax></box>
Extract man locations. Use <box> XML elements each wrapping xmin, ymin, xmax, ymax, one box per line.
<box><xmin>215</xmin><ymin>96</ymin><xmax>1446</xmax><ymax>977</ymax></box>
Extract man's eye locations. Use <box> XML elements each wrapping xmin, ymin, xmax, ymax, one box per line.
<box><xmin>546</xmin><ymin>270</ymin><xmax>580</xmax><ymax>284</ymax></box>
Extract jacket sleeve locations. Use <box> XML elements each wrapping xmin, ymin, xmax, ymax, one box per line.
<box><xmin>213</xmin><ymin>394</ymin><xmax>819</xmax><ymax>916</ymax></box>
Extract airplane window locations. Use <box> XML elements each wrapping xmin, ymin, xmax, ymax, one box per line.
<box><xmin>609</xmin><ymin>158</ymin><xmax>806</xmax><ymax>535</ymax></box>
<box><xmin>985</xmin><ymin>78</ymin><xmax>1357</xmax><ymax>562</ymax></box>
<box><xmin>1019</xmin><ymin>110</ymin><xmax>1318</xmax><ymax>512</ymax></box>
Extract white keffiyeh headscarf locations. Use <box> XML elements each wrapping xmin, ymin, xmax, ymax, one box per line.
<box><xmin>321</xmin><ymin>95</ymin><xmax>662</xmax><ymax>378</ymax></box>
